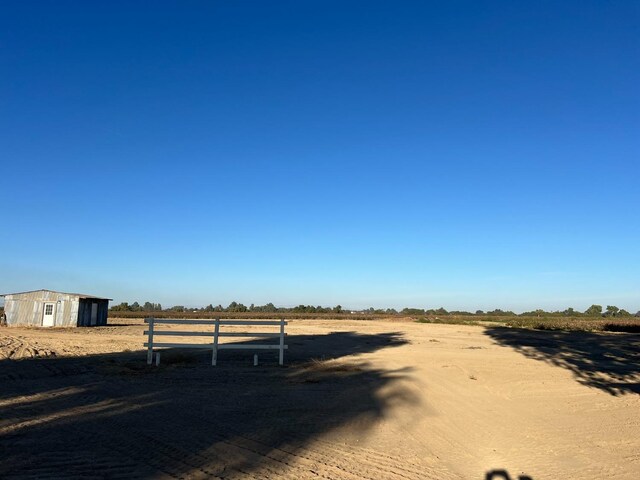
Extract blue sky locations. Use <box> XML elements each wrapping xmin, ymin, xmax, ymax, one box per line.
<box><xmin>1</xmin><ymin>1</ymin><xmax>638</xmax><ymax>312</ymax></box>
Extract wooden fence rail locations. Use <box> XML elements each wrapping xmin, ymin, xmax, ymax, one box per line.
<box><xmin>143</xmin><ymin>317</ymin><xmax>288</xmax><ymax>366</ymax></box>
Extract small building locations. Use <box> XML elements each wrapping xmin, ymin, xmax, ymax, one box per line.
<box><xmin>0</xmin><ymin>289</ymin><xmax>111</xmax><ymax>327</ymax></box>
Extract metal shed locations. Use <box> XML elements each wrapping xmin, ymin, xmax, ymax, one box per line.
<box><xmin>0</xmin><ymin>289</ymin><xmax>111</xmax><ymax>327</ymax></box>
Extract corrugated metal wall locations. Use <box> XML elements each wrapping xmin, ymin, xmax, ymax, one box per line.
<box><xmin>4</xmin><ymin>291</ymin><xmax>80</xmax><ymax>327</ymax></box>
<box><xmin>77</xmin><ymin>299</ymin><xmax>109</xmax><ymax>326</ymax></box>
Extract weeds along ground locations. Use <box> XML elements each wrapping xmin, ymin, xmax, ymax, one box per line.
<box><xmin>416</xmin><ymin>315</ymin><xmax>640</xmax><ymax>333</ymax></box>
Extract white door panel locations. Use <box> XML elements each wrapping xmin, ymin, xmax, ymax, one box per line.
<box><xmin>42</xmin><ymin>303</ymin><xmax>55</xmax><ymax>327</ymax></box>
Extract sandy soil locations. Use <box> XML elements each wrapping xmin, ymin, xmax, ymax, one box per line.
<box><xmin>1</xmin><ymin>318</ymin><xmax>638</xmax><ymax>480</ymax></box>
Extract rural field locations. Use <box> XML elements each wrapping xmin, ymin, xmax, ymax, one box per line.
<box><xmin>1</xmin><ymin>318</ymin><xmax>638</xmax><ymax>479</ymax></box>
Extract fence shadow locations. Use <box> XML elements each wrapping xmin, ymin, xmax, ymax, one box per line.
<box><xmin>0</xmin><ymin>331</ymin><xmax>422</xmax><ymax>479</ymax></box>
<box><xmin>484</xmin><ymin>327</ymin><xmax>640</xmax><ymax>396</ymax></box>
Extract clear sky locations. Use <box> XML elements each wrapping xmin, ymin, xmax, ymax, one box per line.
<box><xmin>1</xmin><ymin>1</ymin><xmax>638</xmax><ymax>312</ymax></box>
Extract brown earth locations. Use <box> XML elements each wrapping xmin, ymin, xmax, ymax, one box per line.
<box><xmin>0</xmin><ymin>318</ymin><xmax>638</xmax><ymax>479</ymax></box>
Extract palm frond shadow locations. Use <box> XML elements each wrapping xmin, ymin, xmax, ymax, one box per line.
<box><xmin>484</xmin><ymin>327</ymin><xmax>640</xmax><ymax>396</ymax></box>
<box><xmin>0</xmin><ymin>331</ymin><xmax>423</xmax><ymax>479</ymax></box>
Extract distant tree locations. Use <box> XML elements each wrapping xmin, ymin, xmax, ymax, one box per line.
<box><xmin>291</xmin><ymin>304</ymin><xmax>333</xmax><ymax>314</ymax></box>
<box><xmin>434</xmin><ymin>307</ymin><xmax>449</xmax><ymax>315</ymax></box>
<box><xmin>486</xmin><ymin>309</ymin><xmax>514</xmax><ymax>316</ymax></box>
<box><xmin>110</xmin><ymin>302</ymin><xmax>131</xmax><ymax>312</ymax></box>
<box><xmin>401</xmin><ymin>307</ymin><xmax>425</xmax><ymax>315</ymax></box>
<box><xmin>142</xmin><ymin>302</ymin><xmax>154</xmax><ymax>311</ymax></box>
<box><xmin>259</xmin><ymin>302</ymin><xmax>278</xmax><ymax>313</ymax></box>
<box><xmin>333</xmin><ymin>305</ymin><xmax>343</xmax><ymax>314</ymax></box>
<box><xmin>605</xmin><ymin>305</ymin><xmax>620</xmax><ymax>317</ymax></box>
<box><xmin>170</xmin><ymin>305</ymin><xmax>185</xmax><ymax>312</ymax></box>
<box><xmin>227</xmin><ymin>301</ymin><xmax>248</xmax><ymax>312</ymax></box>
<box><xmin>520</xmin><ymin>309</ymin><xmax>549</xmax><ymax>316</ymax></box>
<box><xmin>618</xmin><ymin>309</ymin><xmax>631</xmax><ymax>317</ymax></box>
<box><xmin>385</xmin><ymin>308</ymin><xmax>398</xmax><ymax>315</ymax></box>
<box><xmin>267</xmin><ymin>303</ymin><xmax>278</xmax><ymax>312</ymax></box>
<box><xmin>204</xmin><ymin>304</ymin><xmax>214</xmax><ymax>312</ymax></box>
<box><xmin>475</xmin><ymin>310</ymin><xmax>484</xmax><ymax>315</ymax></box>
<box><xmin>584</xmin><ymin>305</ymin><xmax>603</xmax><ymax>316</ymax></box>
<box><xmin>563</xmin><ymin>307</ymin><xmax>576</xmax><ymax>316</ymax></box>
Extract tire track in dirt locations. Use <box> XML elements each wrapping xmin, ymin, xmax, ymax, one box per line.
<box><xmin>3</xmin><ymin>394</ymin><xmax>448</xmax><ymax>479</ymax></box>
<box><xmin>0</xmin><ymin>334</ymin><xmax>56</xmax><ymax>360</ymax></box>
<box><xmin>98</xmin><ymin>409</ymin><xmax>413</xmax><ymax>479</ymax></box>
<box><xmin>1</xmin><ymin>361</ymin><xmax>456</xmax><ymax>480</ymax></box>
<box><xmin>128</xmin><ymin>405</ymin><xmax>451</xmax><ymax>480</ymax></box>
<box><xmin>297</xmin><ymin>436</ymin><xmax>451</xmax><ymax>479</ymax></box>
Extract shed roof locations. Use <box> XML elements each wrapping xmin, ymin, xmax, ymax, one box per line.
<box><xmin>0</xmin><ymin>289</ymin><xmax>112</xmax><ymax>300</ymax></box>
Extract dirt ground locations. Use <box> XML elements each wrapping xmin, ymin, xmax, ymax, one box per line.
<box><xmin>1</xmin><ymin>318</ymin><xmax>638</xmax><ymax>480</ymax></box>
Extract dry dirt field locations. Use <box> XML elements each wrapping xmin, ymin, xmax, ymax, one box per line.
<box><xmin>1</xmin><ymin>318</ymin><xmax>638</xmax><ymax>480</ymax></box>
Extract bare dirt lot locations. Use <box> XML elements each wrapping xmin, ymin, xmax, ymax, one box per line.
<box><xmin>1</xmin><ymin>318</ymin><xmax>638</xmax><ymax>479</ymax></box>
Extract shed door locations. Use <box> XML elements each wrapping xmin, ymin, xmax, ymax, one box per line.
<box><xmin>42</xmin><ymin>303</ymin><xmax>55</xmax><ymax>327</ymax></box>
<box><xmin>90</xmin><ymin>303</ymin><xmax>98</xmax><ymax>325</ymax></box>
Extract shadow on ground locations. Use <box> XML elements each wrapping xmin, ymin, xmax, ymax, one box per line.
<box><xmin>485</xmin><ymin>470</ymin><xmax>532</xmax><ymax>480</ymax></box>
<box><xmin>0</xmin><ymin>332</ymin><xmax>426</xmax><ymax>479</ymax></box>
<box><xmin>485</xmin><ymin>327</ymin><xmax>640</xmax><ymax>396</ymax></box>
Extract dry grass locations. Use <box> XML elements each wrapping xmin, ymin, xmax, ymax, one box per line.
<box><xmin>416</xmin><ymin>315</ymin><xmax>640</xmax><ymax>333</ymax></box>
<box><xmin>502</xmin><ymin>316</ymin><xmax>640</xmax><ymax>333</ymax></box>
<box><xmin>288</xmin><ymin>358</ymin><xmax>366</xmax><ymax>384</ymax></box>
<box><xmin>415</xmin><ymin>317</ymin><xmax>481</xmax><ymax>326</ymax></box>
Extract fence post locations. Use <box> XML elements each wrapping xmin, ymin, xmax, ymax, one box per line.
<box><xmin>279</xmin><ymin>318</ymin><xmax>285</xmax><ymax>366</ymax></box>
<box><xmin>147</xmin><ymin>317</ymin><xmax>155</xmax><ymax>365</ymax></box>
<box><xmin>212</xmin><ymin>317</ymin><xmax>220</xmax><ymax>366</ymax></box>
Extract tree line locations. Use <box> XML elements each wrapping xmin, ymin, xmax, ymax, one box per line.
<box><xmin>109</xmin><ymin>301</ymin><xmax>639</xmax><ymax>317</ymax></box>
<box><xmin>109</xmin><ymin>301</ymin><xmax>345</xmax><ymax>314</ymax></box>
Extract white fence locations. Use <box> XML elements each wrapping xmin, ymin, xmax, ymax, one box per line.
<box><xmin>143</xmin><ymin>318</ymin><xmax>288</xmax><ymax>366</ymax></box>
